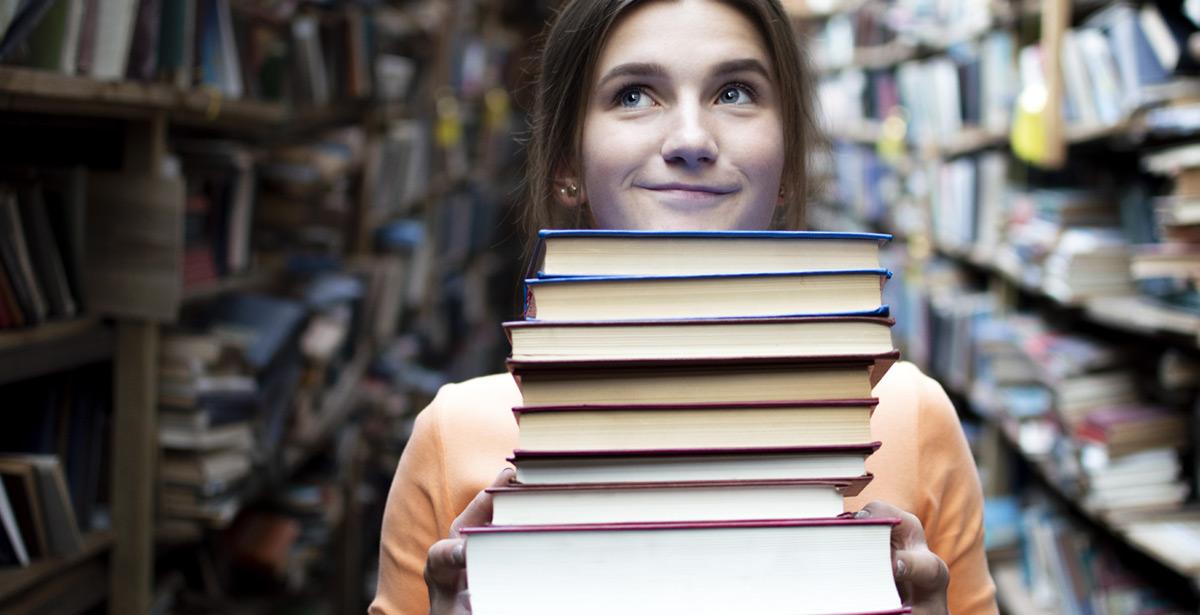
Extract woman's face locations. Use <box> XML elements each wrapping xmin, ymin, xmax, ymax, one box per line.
<box><xmin>579</xmin><ymin>0</ymin><xmax>785</xmax><ymax>230</ymax></box>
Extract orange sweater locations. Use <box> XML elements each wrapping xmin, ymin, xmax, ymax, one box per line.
<box><xmin>370</xmin><ymin>361</ymin><xmax>998</xmax><ymax>614</ymax></box>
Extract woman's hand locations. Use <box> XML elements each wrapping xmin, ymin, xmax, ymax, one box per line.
<box><xmin>424</xmin><ymin>468</ymin><xmax>514</xmax><ymax>614</ymax></box>
<box><xmin>857</xmin><ymin>500</ymin><xmax>950</xmax><ymax>615</ymax></box>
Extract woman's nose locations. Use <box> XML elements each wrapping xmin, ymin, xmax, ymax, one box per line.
<box><xmin>660</xmin><ymin>102</ymin><xmax>718</xmax><ymax>168</ymax></box>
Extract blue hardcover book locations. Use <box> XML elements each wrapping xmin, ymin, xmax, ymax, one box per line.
<box><xmin>531</xmin><ymin>229</ymin><xmax>892</xmax><ymax>279</ymax></box>
<box><xmin>523</xmin><ymin>269</ymin><xmax>892</xmax><ymax>321</ymax></box>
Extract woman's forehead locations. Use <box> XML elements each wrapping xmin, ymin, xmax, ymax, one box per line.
<box><xmin>593</xmin><ymin>1</ymin><xmax>773</xmax><ymax>81</ymax></box>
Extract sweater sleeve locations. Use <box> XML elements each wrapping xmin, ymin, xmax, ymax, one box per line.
<box><xmin>915</xmin><ymin>371</ymin><xmax>999</xmax><ymax>615</ymax></box>
<box><xmin>369</xmin><ymin>387</ymin><xmax>455</xmax><ymax>615</ymax></box>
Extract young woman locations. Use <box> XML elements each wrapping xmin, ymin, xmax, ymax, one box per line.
<box><xmin>370</xmin><ymin>1</ymin><xmax>998</xmax><ymax>613</ymax></box>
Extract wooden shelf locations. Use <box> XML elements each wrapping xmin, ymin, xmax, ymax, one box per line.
<box><xmin>984</xmin><ymin>405</ymin><xmax>1200</xmax><ymax>594</ymax></box>
<box><xmin>0</xmin><ymin>67</ymin><xmax>372</xmax><ymax>137</ymax></box>
<box><xmin>0</xmin><ymin>531</ymin><xmax>113</xmax><ymax>604</ymax></box>
<box><xmin>0</xmin><ymin>317</ymin><xmax>114</xmax><ymax>386</ymax></box>
<box><xmin>932</xmin><ymin>244</ymin><xmax>1200</xmax><ymax>348</ymax></box>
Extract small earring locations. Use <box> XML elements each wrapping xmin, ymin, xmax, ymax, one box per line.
<box><xmin>561</xmin><ymin>184</ymin><xmax>579</xmax><ymax>198</ymax></box>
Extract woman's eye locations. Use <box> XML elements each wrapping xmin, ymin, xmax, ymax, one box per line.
<box><xmin>616</xmin><ymin>87</ymin><xmax>653</xmax><ymax>109</ymax></box>
<box><xmin>717</xmin><ymin>84</ymin><xmax>754</xmax><ymax>105</ymax></box>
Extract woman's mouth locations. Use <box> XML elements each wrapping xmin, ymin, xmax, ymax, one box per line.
<box><xmin>640</xmin><ymin>183</ymin><xmax>739</xmax><ymax>205</ymax></box>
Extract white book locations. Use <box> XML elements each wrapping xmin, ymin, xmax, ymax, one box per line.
<box><xmin>0</xmin><ymin>481</ymin><xmax>29</xmax><ymax>566</ymax></box>
<box><xmin>1074</xmin><ymin>28</ymin><xmax>1124</xmax><ymax>125</ymax></box>
<box><xmin>1138</xmin><ymin>4</ymin><xmax>1179</xmax><ymax>72</ymax></box>
<box><xmin>510</xmin><ymin>444</ymin><xmax>878</xmax><ymax>486</ymax></box>
<box><xmin>90</xmin><ymin>0</ymin><xmax>138</xmax><ymax>80</ymax></box>
<box><xmin>1060</xmin><ymin>30</ymin><xmax>1101</xmax><ymax>127</ymax></box>
<box><xmin>489</xmin><ymin>479</ymin><xmax>863</xmax><ymax>526</ymax></box>
<box><xmin>464</xmin><ymin>518</ymin><xmax>903</xmax><ymax>615</ymax></box>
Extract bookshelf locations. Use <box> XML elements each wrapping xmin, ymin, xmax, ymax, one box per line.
<box><xmin>0</xmin><ymin>1</ymin><xmax>486</xmax><ymax>612</ymax></box>
<box><xmin>797</xmin><ymin>0</ymin><xmax>1200</xmax><ymax>610</ymax></box>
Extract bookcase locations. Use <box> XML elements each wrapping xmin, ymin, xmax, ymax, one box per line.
<box><xmin>0</xmin><ymin>0</ymin><xmax>533</xmax><ymax>612</ymax></box>
<box><xmin>790</xmin><ymin>0</ymin><xmax>1200</xmax><ymax>611</ymax></box>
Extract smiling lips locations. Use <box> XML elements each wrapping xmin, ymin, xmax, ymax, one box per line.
<box><xmin>641</xmin><ymin>183</ymin><xmax>739</xmax><ymax>203</ymax></box>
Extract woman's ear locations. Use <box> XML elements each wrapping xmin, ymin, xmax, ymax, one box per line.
<box><xmin>552</xmin><ymin>178</ymin><xmax>586</xmax><ymax>208</ymax></box>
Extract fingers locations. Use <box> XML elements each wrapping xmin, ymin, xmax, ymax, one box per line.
<box><xmin>450</xmin><ymin>467</ymin><xmax>515</xmax><ymax>537</ymax></box>
<box><xmin>425</xmin><ymin>538</ymin><xmax>467</xmax><ymax>589</ymax></box>
<box><xmin>855</xmin><ymin>500</ymin><xmax>949</xmax><ymax>609</ymax></box>
<box><xmin>894</xmin><ymin>548</ymin><xmax>950</xmax><ymax>595</ymax></box>
<box><xmin>427</xmin><ymin>469</ymin><xmax>515</xmax><ymax>614</ymax></box>
<box><xmin>856</xmin><ymin>500</ymin><xmax>926</xmax><ymax>549</ymax></box>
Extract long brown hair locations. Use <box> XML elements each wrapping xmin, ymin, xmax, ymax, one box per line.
<box><xmin>522</xmin><ymin>0</ymin><xmax>823</xmax><ymax>250</ymax></box>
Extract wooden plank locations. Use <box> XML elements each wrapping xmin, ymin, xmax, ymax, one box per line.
<box><xmin>1038</xmin><ymin>0</ymin><xmax>1069</xmax><ymax>168</ymax></box>
<box><xmin>4</xmin><ymin>558</ymin><xmax>108</xmax><ymax>615</ymax></box>
<box><xmin>0</xmin><ymin>317</ymin><xmax>101</xmax><ymax>352</ymax></box>
<box><xmin>0</xmin><ymin>318</ymin><xmax>114</xmax><ymax>387</ymax></box>
<box><xmin>110</xmin><ymin>321</ymin><xmax>158</xmax><ymax>615</ymax></box>
<box><xmin>0</xmin><ymin>531</ymin><xmax>113</xmax><ymax>604</ymax></box>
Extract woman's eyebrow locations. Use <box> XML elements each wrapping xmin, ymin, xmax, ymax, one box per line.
<box><xmin>710</xmin><ymin>58</ymin><xmax>770</xmax><ymax>80</ymax></box>
<box><xmin>596</xmin><ymin>62</ymin><xmax>668</xmax><ymax>89</ymax></box>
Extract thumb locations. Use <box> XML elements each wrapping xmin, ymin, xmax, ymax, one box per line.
<box><xmin>450</xmin><ymin>467</ymin><xmax>514</xmax><ymax>537</ymax></box>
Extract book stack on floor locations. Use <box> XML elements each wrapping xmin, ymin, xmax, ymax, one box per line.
<box><xmin>157</xmin><ymin>292</ymin><xmax>308</xmax><ymax>534</ymax></box>
<box><xmin>158</xmin><ymin>330</ymin><xmax>259</xmax><ymax>530</ymax></box>
<box><xmin>464</xmin><ymin>230</ymin><xmax>909</xmax><ymax>615</ymax></box>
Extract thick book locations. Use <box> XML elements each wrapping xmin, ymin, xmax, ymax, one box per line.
<box><xmin>523</xmin><ymin>270</ymin><xmax>890</xmax><ymax>320</ymax></box>
<box><xmin>533</xmin><ymin>229</ymin><xmax>890</xmax><ymax>278</ymax></box>
<box><xmin>511</xmin><ymin>355</ymin><xmax>895</xmax><ymax>407</ymax></box>
<box><xmin>17</xmin><ymin>186</ymin><xmax>77</xmax><ymax>318</ymax></box>
<box><xmin>506</xmin><ymin>316</ymin><xmax>896</xmax><ymax>362</ymax></box>
<box><xmin>508</xmin><ymin>443</ymin><xmax>880</xmax><ymax>486</ymax></box>
<box><xmin>159</xmin><ymin>449</ymin><xmax>251</xmax><ymax>489</ymax></box>
<box><xmin>0</xmin><ymin>455</ymin><xmax>83</xmax><ymax>556</ymax></box>
<box><xmin>462</xmin><ymin>518</ymin><xmax>906</xmax><ymax>615</ymax></box>
<box><xmin>488</xmin><ymin>476</ymin><xmax>872</xmax><ymax>526</ymax></box>
<box><xmin>0</xmin><ymin>190</ymin><xmax>48</xmax><ymax>325</ymax></box>
<box><xmin>0</xmin><ymin>480</ymin><xmax>30</xmax><ymax>566</ymax></box>
<box><xmin>158</xmin><ymin>420</ymin><xmax>254</xmax><ymax>451</ymax></box>
<box><xmin>0</xmin><ymin>462</ymin><xmax>47</xmax><ymax>559</ymax></box>
<box><xmin>514</xmin><ymin>399</ymin><xmax>877</xmax><ymax>453</ymax></box>
<box><xmin>1076</xmin><ymin>405</ymin><xmax>1189</xmax><ymax>458</ymax></box>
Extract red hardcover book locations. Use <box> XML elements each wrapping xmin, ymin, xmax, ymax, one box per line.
<box><xmin>486</xmin><ymin>475</ymin><xmax>874</xmax><ymax>526</ymax></box>
<box><xmin>462</xmin><ymin>517</ymin><xmax>908</xmax><ymax>615</ymax></box>
<box><xmin>508</xmin><ymin>443</ymin><xmax>881</xmax><ymax>486</ymax></box>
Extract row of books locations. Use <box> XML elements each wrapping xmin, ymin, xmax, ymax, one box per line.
<box><xmin>830</xmin><ymin>135</ymin><xmax>1200</xmax><ymax>339</ymax></box>
<box><xmin>0</xmin><ymin>169</ymin><xmax>85</xmax><ymax>330</ymax></box>
<box><xmin>465</xmin><ymin>230</ymin><xmax>907</xmax><ymax>614</ymax></box>
<box><xmin>814</xmin><ymin>1</ymin><xmax>1198</xmax><ymax>147</ymax></box>
<box><xmin>0</xmin><ymin>365</ymin><xmax>110</xmax><ymax>568</ymax></box>
<box><xmin>989</xmin><ymin>496</ymin><xmax>1185</xmax><ymax>614</ymax></box>
<box><xmin>817</xmin><ymin>28</ymin><xmax>1015</xmax><ymax>147</ymax></box>
<box><xmin>0</xmin><ymin>0</ymin><xmax>377</xmax><ymax>105</ymax></box>
<box><xmin>891</xmin><ymin>255</ymin><xmax>1200</xmax><ymax>609</ymax></box>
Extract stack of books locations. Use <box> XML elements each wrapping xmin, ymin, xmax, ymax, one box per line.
<box><xmin>464</xmin><ymin>230</ymin><xmax>910</xmax><ymax>614</ymax></box>
<box><xmin>157</xmin><ymin>331</ymin><xmax>258</xmax><ymax>530</ymax></box>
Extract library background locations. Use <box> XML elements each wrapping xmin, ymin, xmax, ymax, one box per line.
<box><xmin>0</xmin><ymin>0</ymin><xmax>1197</xmax><ymax>613</ymax></box>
